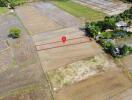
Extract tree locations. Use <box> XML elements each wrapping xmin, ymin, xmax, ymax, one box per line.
<box><xmin>120</xmin><ymin>45</ymin><xmax>129</xmax><ymax>56</ymax></box>
<box><xmin>9</xmin><ymin>27</ymin><xmax>21</xmax><ymax>38</ymax></box>
<box><xmin>96</xmin><ymin>21</ymin><xmax>107</xmax><ymax>31</ymax></box>
<box><xmin>104</xmin><ymin>16</ymin><xmax>117</xmax><ymax>30</ymax></box>
<box><xmin>85</xmin><ymin>22</ymin><xmax>100</xmax><ymax>38</ymax></box>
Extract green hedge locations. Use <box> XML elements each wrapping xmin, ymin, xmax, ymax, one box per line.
<box><xmin>0</xmin><ymin>0</ymin><xmax>27</xmax><ymax>8</ymax></box>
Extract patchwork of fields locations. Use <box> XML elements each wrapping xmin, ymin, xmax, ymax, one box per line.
<box><xmin>75</xmin><ymin>0</ymin><xmax>129</xmax><ymax>15</ymax></box>
<box><xmin>0</xmin><ymin>11</ymin><xmax>52</xmax><ymax>100</ymax></box>
<box><xmin>0</xmin><ymin>0</ymin><xmax>131</xmax><ymax>100</ymax></box>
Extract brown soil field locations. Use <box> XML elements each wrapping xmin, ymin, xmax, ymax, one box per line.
<box><xmin>16</xmin><ymin>2</ymin><xmax>80</xmax><ymax>35</ymax></box>
<box><xmin>122</xmin><ymin>55</ymin><xmax>132</xmax><ymax>72</ymax></box>
<box><xmin>55</xmin><ymin>69</ymin><xmax>132</xmax><ymax>100</ymax></box>
<box><xmin>16</xmin><ymin>4</ymin><xmax>61</xmax><ymax>35</ymax></box>
<box><xmin>14</xmin><ymin>2</ymin><xmax>132</xmax><ymax>100</ymax></box>
<box><xmin>33</xmin><ymin>27</ymin><xmax>103</xmax><ymax>71</ymax></box>
<box><xmin>37</xmin><ymin>40</ymin><xmax>102</xmax><ymax>71</ymax></box>
<box><xmin>0</xmin><ymin>13</ymin><xmax>52</xmax><ymax>100</ymax></box>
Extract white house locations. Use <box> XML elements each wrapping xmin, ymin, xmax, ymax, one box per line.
<box><xmin>116</xmin><ymin>21</ymin><xmax>127</xmax><ymax>28</ymax></box>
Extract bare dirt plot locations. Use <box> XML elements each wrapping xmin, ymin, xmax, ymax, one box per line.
<box><xmin>110</xmin><ymin>88</ymin><xmax>132</xmax><ymax>100</ymax></box>
<box><xmin>33</xmin><ymin>2</ymin><xmax>80</xmax><ymax>27</ymax></box>
<box><xmin>0</xmin><ymin>14</ymin><xmax>52</xmax><ymax>100</ymax></box>
<box><xmin>121</xmin><ymin>55</ymin><xmax>132</xmax><ymax>72</ymax></box>
<box><xmin>75</xmin><ymin>0</ymin><xmax>129</xmax><ymax>15</ymax></box>
<box><xmin>33</xmin><ymin>27</ymin><xmax>103</xmax><ymax>71</ymax></box>
<box><xmin>1</xmin><ymin>85</ymin><xmax>51</xmax><ymax>100</ymax></box>
<box><xmin>16</xmin><ymin>2</ymin><xmax>80</xmax><ymax>35</ymax></box>
<box><xmin>16</xmin><ymin>3</ymin><xmax>61</xmax><ymax>35</ymax></box>
<box><xmin>36</xmin><ymin>36</ymin><xmax>91</xmax><ymax>51</ymax></box>
<box><xmin>0</xmin><ymin>47</ymin><xmax>15</xmax><ymax>73</ymax></box>
<box><xmin>33</xmin><ymin>27</ymin><xmax>83</xmax><ymax>45</ymax></box>
<box><xmin>55</xmin><ymin>69</ymin><xmax>132</xmax><ymax>100</ymax></box>
<box><xmin>38</xmin><ymin>41</ymin><xmax>102</xmax><ymax>71</ymax></box>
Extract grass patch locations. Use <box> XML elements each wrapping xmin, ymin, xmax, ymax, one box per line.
<box><xmin>0</xmin><ymin>7</ymin><xmax>8</xmax><ymax>15</ymax></box>
<box><xmin>53</xmin><ymin>0</ymin><xmax>106</xmax><ymax>22</ymax></box>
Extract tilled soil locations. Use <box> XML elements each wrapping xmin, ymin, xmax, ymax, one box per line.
<box><xmin>75</xmin><ymin>0</ymin><xmax>129</xmax><ymax>15</ymax></box>
<box><xmin>33</xmin><ymin>27</ymin><xmax>103</xmax><ymax>71</ymax></box>
<box><xmin>0</xmin><ymin>13</ymin><xmax>52</xmax><ymax>100</ymax></box>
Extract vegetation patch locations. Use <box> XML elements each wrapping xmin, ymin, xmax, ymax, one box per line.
<box><xmin>0</xmin><ymin>0</ymin><xmax>27</xmax><ymax>8</ymax></box>
<box><xmin>9</xmin><ymin>27</ymin><xmax>21</xmax><ymax>39</ymax></box>
<box><xmin>48</xmin><ymin>54</ymin><xmax>116</xmax><ymax>91</ymax></box>
<box><xmin>85</xmin><ymin>7</ymin><xmax>132</xmax><ymax>58</ymax></box>
<box><xmin>0</xmin><ymin>7</ymin><xmax>8</xmax><ymax>14</ymax></box>
<box><xmin>53</xmin><ymin>0</ymin><xmax>106</xmax><ymax>22</ymax></box>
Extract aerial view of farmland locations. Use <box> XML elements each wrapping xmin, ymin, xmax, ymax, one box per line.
<box><xmin>0</xmin><ymin>0</ymin><xmax>131</xmax><ymax>100</ymax></box>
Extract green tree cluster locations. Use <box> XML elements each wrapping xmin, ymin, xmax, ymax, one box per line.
<box><xmin>0</xmin><ymin>0</ymin><xmax>26</xmax><ymax>8</ymax></box>
<box><xmin>85</xmin><ymin>7</ymin><xmax>132</xmax><ymax>57</ymax></box>
<box><xmin>9</xmin><ymin>27</ymin><xmax>21</xmax><ymax>38</ymax></box>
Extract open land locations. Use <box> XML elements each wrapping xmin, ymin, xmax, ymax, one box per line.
<box><xmin>16</xmin><ymin>2</ymin><xmax>131</xmax><ymax>100</ymax></box>
<box><xmin>0</xmin><ymin>12</ymin><xmax>52</xmax><ymax>100</ymax></box>
<box><xmin>0</xmin><ymin>1</ymin><xmax>131</xmax><ymax>100</ymax></box>
<box><xmin>16</xmin><ymin>2</ymin><xmax>80</xmax><ymax>35</ymax></box>
<box><xmin>53</xmin><ymin>0</ymin><xmax>106</xmax><ymax>22</ymax></box>
<box><xmin>55</xmin><ymin>69</ymin><xmax>132</xmax><ymax>100</ymax></box>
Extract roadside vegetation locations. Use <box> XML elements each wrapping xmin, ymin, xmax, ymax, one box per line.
<box><xmin>85</xmin><ymin>7</ymin><xmax>132</xmax><ymax>58</ymax></box>
<box><xmin>0</xmin><ymin>0</ymin><xmax>9</xmax><ymax>14</ymax></box>
<box><xmin>53</xmin><ymin>0</ymin><xmax>106</xmax><ymax>22</ymax></box>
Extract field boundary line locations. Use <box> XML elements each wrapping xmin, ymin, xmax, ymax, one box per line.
<box><xmin>37</xmin><ymin>39</ymin><xmax>91</xmax><ymax>51</ymax></box>
<box><xmin>36</xmin><ymin>36</ymin><xmax>88</xmax><ymax>46</ymax></box>
<box><xmin>14</xmin><ymin>10</ymin><xmax>55</xmax><ymax>100</ymax></box>
<box><xmin>0</xmin><ymin>47</ymin><xmax>10</xmax><ymax>53</ymax></box>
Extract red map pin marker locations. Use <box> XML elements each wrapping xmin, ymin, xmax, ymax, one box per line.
<box><xmin>61</xmin><ymin>36</ymin><xmax>67</xmax><ymax>44</ymax></box>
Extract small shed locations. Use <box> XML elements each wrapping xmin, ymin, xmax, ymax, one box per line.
<box><xmin>116</xmin><ymin>21</ymin><xmax>127</xmax><ymax>28</ymax></box>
